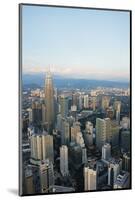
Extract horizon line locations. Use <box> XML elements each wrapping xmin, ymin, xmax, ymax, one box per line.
<box><xmin>22</xmin><ymin>72</ymin><xmax>129</xmax><ymax>84</ymax></box>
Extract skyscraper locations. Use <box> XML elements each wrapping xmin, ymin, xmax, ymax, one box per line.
<box><xmin>24</xmin><ymin>159</ymin><xmax>54</xmax><ymax>194</ymax></box>
<box><xmin>44</xmin><ymin>70</ymin><xmax>55</xmax><ymax>133</ymax></box>
<box><xmin>60</xmin><ymin>145</ymin><xmax>69</xmax><ymax>177</ymax></box>
<box><xmin>110</xmin><ymin>120</ymin><xmax>120</xmax><ymax>149</ymax></box>
<box><xmin>42</xmin><ymin>134</ymin><xmax>54</xmax><ymax>164</ymax></box>
<box><xmin>96</xmin><ymin>118</ymin><xmax>111</xmax><ymax>151</ymax></box>
<box><xmin>84</xmin><ymin>166</ymin><xmax>97</xmax><ymax>191</ymax></box>
<box><xmin>101</xmin><ymin>96</ymin><xmax>110</xmax><ymax>111</ymax></box>
<box><xmin>30</xmin><ymin>133</ymin><xmax>54</xmax><ymax>163</ymax></box>
<box><xmin>39</xmin><ymin>160</ymin><xmax>54</xmax><ymax>193</ymax></box>
<box><xmin>59</xmin><ymin>95</ymin><xmax>69</xmax><ymax>118</ymax></box>
<box><xmin>61</xmin><ymin>119</ymin><xmax>70</xmax><ymax>145</ymax></box>
<box><xmin>71</xmin><ymin>121</ymin><xmax>81</xmax><ymax>143</ymax></box>
<box><xmin>85</xmin><ymin>121</ymin><xmax>93</xmax><ymax>145</ymax></box>
<box><xmin>114</xmin><ymin>171</ymin><xmax>130</xmax><ymax>189</ymax></box>
<box><xmin>108</xmin><ymin>158</ymin><xmax>122</xmax><ymax>187</ymax></box>
<box><xmin>83</xmin><ymin>95</ymin><xmax>89</xmax><ymax>108</ymax></box>
<box><xmin>102</xmin><ymin>143</ymin><xmax>111</xmax><ymax>160</ymax></box>
<box><xmin>91</xmin><ymin>96</ymin><xmax>97</xmax><ymax>111</ymax></box>
<box><xmin>31</xmin><ymin>101</ymin><xmax>42</xmax><ymax>125</ymax></box>
<box><xmin>122</xmin><ymin>153</ymin><xmax>130</xmax><ymax>172</ymax></box>
<box><xmin>82</xmin><ymin>147</ymin><xmax>87</xmax><ymax>164</ymax></box>
<box><xmin>113</xmin><ymin>100</ymin><xmax>121</xmax><ymax>124</ymax></box>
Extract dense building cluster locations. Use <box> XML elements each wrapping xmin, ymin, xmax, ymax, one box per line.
<box><xmin>21</xmin><ymin>71</ymin><xmax>131</xmax><ymax>195</ymax></box>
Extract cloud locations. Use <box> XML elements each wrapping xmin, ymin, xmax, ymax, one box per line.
<box><xmin>23</xmin><ymin>64</ymin><xmax>129</xmax><ymax>81</ymax></box>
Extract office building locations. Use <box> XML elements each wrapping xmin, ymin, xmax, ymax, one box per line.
<box><xmin>60</xmin><ymin>145</ymin><xmax>69</xmax><ymax>176</ymax></box>
<box><xmin>122</xmin><ymin>153</ymin><xmax>130</xmax><ymax>172</ymax></box>
<box><xmin>108</xmin><ymin>158</ymin><xmax>122</xmax><ymax>187</ymax></box>
<box><xmin>84</xmin><ymin>95</ymin><xmax>89</xmax><ymax>108</ymax></box>
<box><xmin>114</xmin><ymin>171</ymin><xmax>130</xmax><ymax>189</ymax></box>
<box><xmin>56</xmin><ymin>114</ymin><xmax>63</xmax><ymax>131</ymax></box>
<box><xmin>61</xmin><ymin>119</ymin><xmax>70</xmax><ymax>145</ymax></box>
<box><xmin>91</xmin><ymin>96</ymin><xmax>97</xmax><ymax>111</ymax></box>
<box><xmin>78</xmin><ymin>95</ymin><xmax>83</xmax><ymax>110</ymax></box>
<box><xmin>120</xmin><ymin>129</ymin><xmax>130</xmax><ymax>152</ymax></box>
<box><xmin>102</xmin><ymin>143</ymin><xmax>111</xmax><ymax>160</ymax></box>
<box><xmin>39</xmin><ymin>160</ymin><xmax>54</xmax><ymax>193</ymax></box>
<box><xmin>30</xmin><ymin>133</ymin><xmax>54</xmax><ymax>163</ymax></box>
<box><xmin>84</xmin><ymin>166</ymin><xmax>97</xmax><ymax>191</ymax></box>
<box><xmin>59</xmin><ymin>95</ymin><xmax>69</xmax><ymax>118</ymax></box>
<box><xmin>31</xmin><ymin>101</ymin><xmax>42</xmax><ymax>124</ymax></box>
<box><xmin>85</xmin><ymin>121</ymin><xmax>93</xmax><ymax>145</ymax></box>
<box><xmin>71</xmin><ymin>121</ymin><xmax>81</xmax><ymax>143</ymax></box>
<box><xmin>24</xmin><ymin>166</ymin><xmax>35</xmax><ymax>194</ymax></box>
<box><xmin>96</xmin><ymin>118</ymin><xmax>111</xmax><ymax>151</ymax></box>
<box><xmin>82</xmin><ymin>147</ymin><xmax>87</xmax><ymax>164</ymax></box>
<box><xmin>120</xmin><ymin>117</ymin><xmax>130</xmax><ymax>129</ymax></box>
<box><xmin>113</xmin><ymin>100</ymin><xmax>121</xmax><ymax>123</ymax></box>
<box><xmin>42</xmin><ymin>134</ymin><xmax>54</xmax><ymax>163</ymax></box>
<box><xmin>76</xmin><ymin>132</ymin><xmax>85</xmax><ymax>147</ymax></box>
<box><xmin>110</xmin><ymin>120</ymin><xmax>120</xmax><ymax>148</ymax></box>
<box><xmin>44</xmin><ymin>70</ymin><xmax>55</xmax><ymax>133</ymax></box>
<box><xmin>101</xmin><ymin>96</ymin><xmax>110</xmax><ymax>110</ymax></box>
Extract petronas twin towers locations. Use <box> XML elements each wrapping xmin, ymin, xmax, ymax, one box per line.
<box><xmin>44</xmin><ymin>70</ymin><xmax>55</xmax><ymax>133</ymax></box>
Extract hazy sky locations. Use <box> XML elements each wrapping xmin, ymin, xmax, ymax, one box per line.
<box><xmin>22</xmin><ymin>5</ymin><xmax>130</xmax><ymax>81</ymax></box>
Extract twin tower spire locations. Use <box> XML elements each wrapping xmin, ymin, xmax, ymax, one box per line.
<box><xmin>44</xmin><ymin>68</ymin><xmax>55</xmax><ymax>133</ymax></box>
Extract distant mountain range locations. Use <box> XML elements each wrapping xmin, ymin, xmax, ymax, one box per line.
<box><xmin>22</xmin><ymin>73</ymin><xmax>129</xmax><ymax>89</ymax></box>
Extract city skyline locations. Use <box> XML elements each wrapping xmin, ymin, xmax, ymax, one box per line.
<box><xmin>22</xmin><ymin>5</ymin><xmax>130</xmax><ymax>81</ymax></box>
<box><xmin>20</xmin><ymin>5</ymin><xmax>131</xmax><ymax>196</ymax></box>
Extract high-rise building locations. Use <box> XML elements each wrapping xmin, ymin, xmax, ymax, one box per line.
<box><xmin>102</xmin><ymin>143</ymin><xmax>111</xmax><ymax>160</ymax></box>
<box><xmin>101</xmin><ymin>96</ymin><xmax>110</xmax><ymax>110</ymax></box>
<box><xmin>76</xmin><ymin>132</ymin><xmax>85</xmax><ymax>147</ymax></box>
<box><xmin>39</xmin><ymin>160</ymin><xmax>54</xmax><ymax>193</ymax></box>
<box><xmin>85</xmin><ymin>121</ymin><xmax>93</xmax><ymax>133</ymax></box>
<box><xmin>60</xmin><ymin>145</ymin><xmax>69</xmax><ymax>176</ymax></box>
<box><xmin>82</xmin><ymin>147</ymin><xmax>87</xmax><ymax>164</ymax></box>
<box><xmin>83</xmin><ymin>95</ymin><xmax>89</xmax><ymax>108</ymax></box>
<box><xmin>78</xmin><ymin>95</ymin><xmax>83</xmax><ymax>110</ymax></box>
<box><xmin>120</xmin><ymin>129</ymin><xmax>130</xmax><ymax>152</ymax></box>
<box><xmin>120</xmin><ymin>117</ymin><xmax>130</xmax><ymax>129</ymax></box>
<box><xmin>59</xmin><ymin>95</ymin><xmax>69</xmax><ymax>118</ymax></box>
<box><xmin>69</xmin><ymin>144</ymin><xmax>82</xmax><ymax>166</ymax></box>
<box><xmin>106</xmin><ymin>107</ymin><xmax>114</xmax><ymax>119</ymax></box>
<box><xmin>56</xmin><ymin>114</ymin><xmax>63</xmax><ymax>131</ymax></box>
<box><xmin>91</xmin><ymin>96</ymin><xmax>97</xmax><ymax>111</ymax></box>
<box><xmin>28</xmin><ymin>108</ymin><xmax>33</xmax><ymax>123</ymax></box>
<box><xmin>122</xmin><ymin>153</ymin><xmax>130</xmax><ymax>172</ymax></box>
<box><xmin>71</xmin><ymin>121</ymin><xmax>81</xmax><ymax>143</ymax></box>
<box><xmin>36</xmin><ymin>135</ymin><xmax>42</xmax><ymax>160</ymax></box>
<box><xmin>84</xmin><ymin>121</ymin><xmax>93</xmax><ymax>146</ymax></box>
<box><xmin>61</xmin><ymin>119</ymin><xmax>70</xmax><ymax>145</ymax></box>
<box><xmin>72</xmin><ymin>93</ymin><xmax>78</xmax><ymax>107</ymax></box>
<box><xmin>44</xmin><ymin>70</ymin><xmax>55</xmax><ymax>133</ymax></box>
<box><xmin>24</xmin><ymin>160</ymin><xmax>54</xmax><ymax>194</ymax></box>
<box><xmin>113</xmin><ymin>100</ymin><xmax>121</xmax><ymax>123</ymax></box>
<box><xmin>66</xmin><ymin>116</ymin><xmax>75</xmax><ymax>127</ymax></box>
<box><xmin>42</xmin><ymin>134</ymin><xmax>54</xmax><ymax>163</ymax></box>
<box><xmin>24</xmin><ymin>166</ymin><xmax>35</xmax><ymax>194</ymax></box>
<box><xmin>110</xmin><ymin>120</ymin><xmax>120</xmax><ymax>149</ymax></box>
<box><xmin>114</xmin><ymin>171</ymin><xmax>130</xmax><ymax>189</ymax></box>
<box><xmin>31</xmin><ymin>134</ymin><xmax>38</xmax><ymax>159</ymax></box>
<box><xmin>108</xmin><ymin>158</ymin><xmax>122</xmax><ymax>187</ymax></box>
<box><xmin>84</xmin><ymin>166</ymin><xmax>97</xmax><ymax>191</ymax></box>
<box><xmin>30</xmin><ymin>133</ymin><xmax>54</xmax><ymax>163</ymax></box>
<box><xmin>96</xmin><ymin>118</ymin><xmax>111</xmax><ymax>151</ymax></box>
<box><xmin>31</xmin><ymin>101</ymin><xmax>42</xmax><ymax>124</ymax></box>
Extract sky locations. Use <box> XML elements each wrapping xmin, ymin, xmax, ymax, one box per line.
<box><xmin>22</xmin><ymin>5</ymin><xmax>130</xmax><ymax>82</ymax></box>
